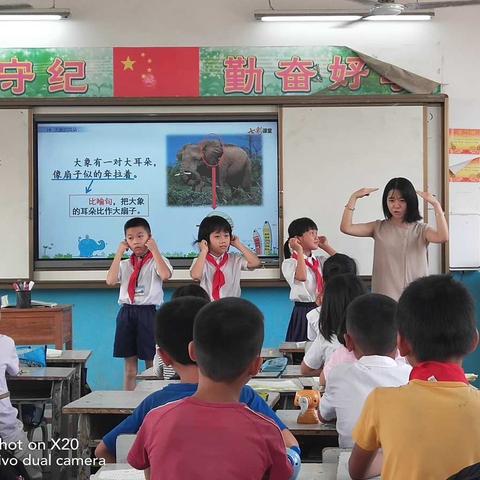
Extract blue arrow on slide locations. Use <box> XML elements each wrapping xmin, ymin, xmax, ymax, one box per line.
<box><xmin>85</xmin><ymin>179</ymin><xmax>94</xmax><ymax>194</ymax></box>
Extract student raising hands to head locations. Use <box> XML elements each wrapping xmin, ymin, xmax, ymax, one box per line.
<box><xmin>282</xmin><ymin>217</ymin><xmax>336</xmax><ymax>342</ymax></box>
<box><xmin>190</xmin><ymin>215</ymin><xmax>260</xmax><ymax>300</ymax></box>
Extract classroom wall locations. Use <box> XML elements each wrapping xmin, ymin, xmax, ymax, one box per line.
<box><xmin>1</xmin><ymin>0</ymin><xmax>479</xmax><ymax>389</ymax></box>
<box><xmin>0</xmin><ymin>287</ymin><xmax>293</xmax><ymax>390</ymax></box>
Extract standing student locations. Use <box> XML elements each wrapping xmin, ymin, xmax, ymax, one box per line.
<box><xmin>349</xmin><ymin>275</ymin><xmax>480</xmax><ymax>480</ymax></box>
<box><xmin>127</xmin><ymin>298</ymin><xmax>297</xmax><ymax>479</ymax></box>
<box><xmin>106</xmin><ymin>217</ymin><xmax>172</xmax><ymax>390</ymax></box>
<box><xmin>282</xmin><ymin>217</ymin><xmax>336</xmax><ymax>342</ymax></box>
<box><xmin>340</xmin><ymin>177</ymin><xmax>448</xmax><ymax>300</ymax></box>
<box><xmin>190</xmin><ymin>215</ymin><xmax>261</xmax><ymax>300</ymax></box>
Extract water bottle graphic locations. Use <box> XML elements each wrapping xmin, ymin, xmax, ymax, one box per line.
<box><xmin>263</xmin><ymin>221</ymin><xmax>272</xmax><ymax>256</ymax></box>
<box><xmin>253</xmin><ymin>230</ymin><xmax>262</xmax><ymax>255</ymax></box>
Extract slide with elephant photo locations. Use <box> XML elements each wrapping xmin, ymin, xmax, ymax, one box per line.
<box><xmin>35</xmin><ymin>119</ymin><xmax>279</xmax><ymax>267</ymax></box>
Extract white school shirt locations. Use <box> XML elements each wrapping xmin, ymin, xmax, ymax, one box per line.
<box><xmin>190</xmin><ymin>252</ymin><xmax>248</xmax><ymax>300</ymax></box>
<box><xmin>0</xmin><ymin>335</ymin><xmax>23</xmax><ymax>441</ymax></box>
<box><xmin>281</xmin><ymin>250</ymin><xmax>326</xmax><ymax>303</ymax></box>
<box><xmin>319</xmin><ymin>355</ymin><xmax>412</xmax><ymax>448</ymax></box>
<box><xmin>303</xmin><ymin>332</ymin><xmax>340</xmax><ymax>370</ymax></box>
<box><xmin>118</xmin><ymin>255</ymin><xmax>173</xmax><ymax>306</ymax></box>
<box><xmin>306</xmin><ymin>306</ymin><xmax>321</xmax><ymax>341</ymax></box>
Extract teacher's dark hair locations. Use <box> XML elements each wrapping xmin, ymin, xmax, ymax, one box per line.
<box><xmin>382</xmin><ymin>177</ymin><xmax>422</xmax><ymax>223</ymax></box>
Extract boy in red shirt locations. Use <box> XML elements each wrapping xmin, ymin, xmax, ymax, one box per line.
<box><xmin>128</xmin><ymin>297</ymin><xmax>295</xmax><ymax>479</ymax></box>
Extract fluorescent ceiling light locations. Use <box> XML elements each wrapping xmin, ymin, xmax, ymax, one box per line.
<box><xmin>254</xmin><ymin>11</ymin><xmax>362</xmax><ymax>22</ymax></box>
<box><xmin>259</xmin><ymin>15</ymin><xmax>363</xmax><ymax>22</ymax></box>
<box><xmin>0</xmin><ymin>8</ymin><xmax>70</xmax><ymax>20</ymax></box>
<box><xmin>254</xmin><ymin>10</ymin><xmax>433</xmax><ymax>22</ymax></box>
<box><xmin>364</xmin><ymin>13</ymin><xmax>433</xmax><ymax>20</ymax></box>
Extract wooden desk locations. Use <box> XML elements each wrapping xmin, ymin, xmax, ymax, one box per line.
<box><xmin>275</xmin><ymin>410</ymin><xmax>337</xmax><ymax>437</ymax></box>
<box><xmin>261</xmin><ymin>347</ymin><xmax>283</xmax><ymax>359</ymax></box>
<box><xmin>47</xmin><ymin>350</ymin><xmax>92</xmax><ymax>401</ymax></box>
<box><xmin>134</xmin><ymin>380</ymin><xmax>280</xmax><ymax>409</ymax></box>
<box><xmin>63</xmin><ymin>390</ymin><xmax>151</xmax><ymax>480</ymax></box>
<box><xmin>134</xmin><ymin>379</ymin><xmax>180</xmax><ymax>392</ymax></box>
<box><xmin>91</xmin><ymin>462</ymin><xmax>336</xmax><ymax>479</ymax></box>
<box><xmin>255</xmin><ymin>364</ymin><xmax>308</xmax><ymax>379</ymax></box>
<box><xmin>248</xmin><ymin>378</ymin><xmax>304</xmax><ymax>409</ymax></box>
<box><xmin>279</xmin><ymin>341</ymin><xmax>309</xmax><ymax>365</ymax></box>
<box><xmin>136</xmin><ymin>366</ymin><xmax>159</xmax><ymax>381</ymax></box>
<box><xmin>300</xmin><ymin>463</ymin><xmax>336</xmax><ymax>480</ymax></box>
<box><xmin>8</xmin><ymin>367</ymin><xmax>75</xmax><ymax>479</ymax></box>
<box><xmin>337</xmin><ymin>451</ymin><xmax>380</xmax><ymax>480</ymax></box>
<box><xmin>279</xmin><ymin>341</ymin><xmax>307</xmax><ymax>354</ymax></box>
<box><xmin>247</xmin><ymin>378</ymin><xmax>304</xmax><ymax>393</ymax></box>
<box><xmin>0</xmin><ymin>305</ymin><xmax>73</xmax><ymax>349</ymax></box>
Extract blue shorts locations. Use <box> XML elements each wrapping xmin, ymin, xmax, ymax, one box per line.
<box><xmin>113</xmin><ymin>304</ymin><xmax>156</xmax><ymax>361</ymax></box>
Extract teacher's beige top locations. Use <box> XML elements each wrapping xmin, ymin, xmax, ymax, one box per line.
<box><xmin>371</xmin><ymin>220</ymin><xmax>429</xmax><ymax>301</ymax></box>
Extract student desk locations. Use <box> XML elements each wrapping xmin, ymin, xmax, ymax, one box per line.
<box><xmin>279</xmin><ymin>341</ymin><xmax>308</xmax><ymax>365</ymax></box>
<box><xmin>255</xmin><ymin>364</ymin><xmax>308</xmax><ymax>379</ymax></box>
<box><xmin>279</xmin><ymin>341</ymin><xmax>307</xmax><ymax>354</ymax></box>
<box><xmin>134</xmin><ymin>379</ymin><xmax>180</xmax><ymax>392</ymax></box>
<box><xmin>261</xmin><ymin>347</ymin><xmax>283</xmax><ymax>359</ymax></box>
<box><xmin>0</xmin><ymin>305</ymin><xmax>73</xmax><ymax>349</ymax></box>
<box><xmin>46</xmin><ymin>350</ymin><xmax>92</xmax><ymax>401</ymax></box>
<box><xmin>134</xmin><ymin>380</ymin><xmax>281</xmax><ymax>409</ymax></box>
<box><xmin>7</xmin><ymin>366</ymin><xmax>75</xmax><ymax>479</ymax></box>
<box><xmin>276</xmin><ymin>409</ymin><xmax>339</xmax><ymax>463</ymax></box>
<box><xmin>91</xmin><ymin>462</ymin><xmax>336</xmax><ymax>479</ymax></box>
<box><xmin>135</xmin><ymin>366</ymin><xmax>159</xmax><ymax>381</ymax></box>
<box><xmin>248</xmin><ymin>378</ymin><xmax>304</xmax><ymax>409</ymax></box>
<box><xmin>63</xmin><ymin>390</ymin><xmax>152</xmax><ymax>480</ymax></box>
<box><xmin>336</xmin><ymin>451</ymin><xmax>380</xmax><ymax>480</ymax></box>
<box><xmin>275</xmin><ymin>410</ymin><xmax>337</xmax><ymax>437</ymax></box>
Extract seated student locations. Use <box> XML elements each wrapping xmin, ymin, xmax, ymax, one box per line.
<box><xmin>319</xmin><ymin>293</ymin><xmax>411</xmax><ymax>448</ymax></box>
<box><xmin>306</xmin><ymin>253</ymin><xmax>357</xmax><ymax>341</ymax></box>
<box><xmin>128</xmin><ymin>298</ymin><xmax>296</xmax><ymax>479</ymax></box>
<box><xmin>95</xmin><ymin>296</ymin><xmax>298</xmax><ymax>463</ymax></box>
<box><xmin>301</xmin><ymin>274</ymin><xmax>366</xmax><ymax>377</ymax></box>
<box><xmin>0</xmin><ymin>334</ymin><xmax>42</xmax><ymax>480</ymax></box>
<box><xmin>152</xmin><ymin>283</ymin><xmax>210</xmax><ymax>379</ymax></box>
<box><xmin>349</xmin><ymin>275</ymin><xmax>480</xmax><ymax>480</ymax></box>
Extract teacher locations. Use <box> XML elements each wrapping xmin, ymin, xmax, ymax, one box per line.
<box><xmin>340</xmin><ymin>177</ymin><xmax>448</xmax><ymax>300</ymax></box>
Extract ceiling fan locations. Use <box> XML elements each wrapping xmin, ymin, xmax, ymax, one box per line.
<box><xmin>0</xmin><ymin>3</ymin><xmax>33</xmax><ymax>9</ymax></box>
<box><xmin>351</xmin><ymin>0</ymin><xmax>480</xmax><ymax>16</ymax></box>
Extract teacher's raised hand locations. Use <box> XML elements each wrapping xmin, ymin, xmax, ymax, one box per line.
<box><xmin>351</xmin><ymin>187</ymin><xmax>379</xmax><ymax>200</ymax></box>
<box><xmin>416</xmin><ymin>190</ymin><xmax>439</xmax><ymax>206</ymax></box>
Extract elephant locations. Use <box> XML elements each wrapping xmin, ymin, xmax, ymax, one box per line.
<box><xmin>176</xmin><ymin>140</ymin><xmax>252</xmax><ymax>200</ymax></box>
<box><xmin>78</xmin><ymin>235</ymin><xmax>106</xmax><ymax>257</ymax></box>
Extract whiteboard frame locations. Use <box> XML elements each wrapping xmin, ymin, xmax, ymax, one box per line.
<box><xmin>0</xmin><ymin>95</ymin><xmax>447</xmax><ymax>287</ymax></box>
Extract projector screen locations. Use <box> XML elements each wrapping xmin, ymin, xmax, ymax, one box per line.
<box><xmin>35</xmin><ymin>118</ymin><xmax>279</xmax><ymax>269</ymax></box>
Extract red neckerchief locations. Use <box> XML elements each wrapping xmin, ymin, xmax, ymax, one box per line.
<box><xmin>128</xmin><ymin>251</ymin><xmax>153</xmax><ymax>303</ymax></box>
<box><xmin>292</xmin><ymin>252</ymin><xmax>324</xmax><ymax>295</ymax></box>
<box><xmin>206</xmin><ymin>252</ymin><xmax>228</xmax><ymax>300</ymax></box>
<box><xmin>409</xmin><ymin>361</ymin><xmax>468</xmax><ymax>384</ymax></box>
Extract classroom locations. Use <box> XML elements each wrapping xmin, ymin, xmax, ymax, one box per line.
<box><xmin>0</xmin><ymin>0</ymin><xmax>480</xmax><ymax>479</ymax></box>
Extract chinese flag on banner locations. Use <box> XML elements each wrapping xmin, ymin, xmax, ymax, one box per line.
<box><xmin>113</xmin><ymin>47</ymin><xmax>199</xmax><ymax>97</ymax></box>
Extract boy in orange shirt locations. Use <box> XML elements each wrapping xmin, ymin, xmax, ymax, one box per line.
<box><xmin>349</xmin><ymin>275</ymin><xmax>480</xmax><ymax>480</ymax></box>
